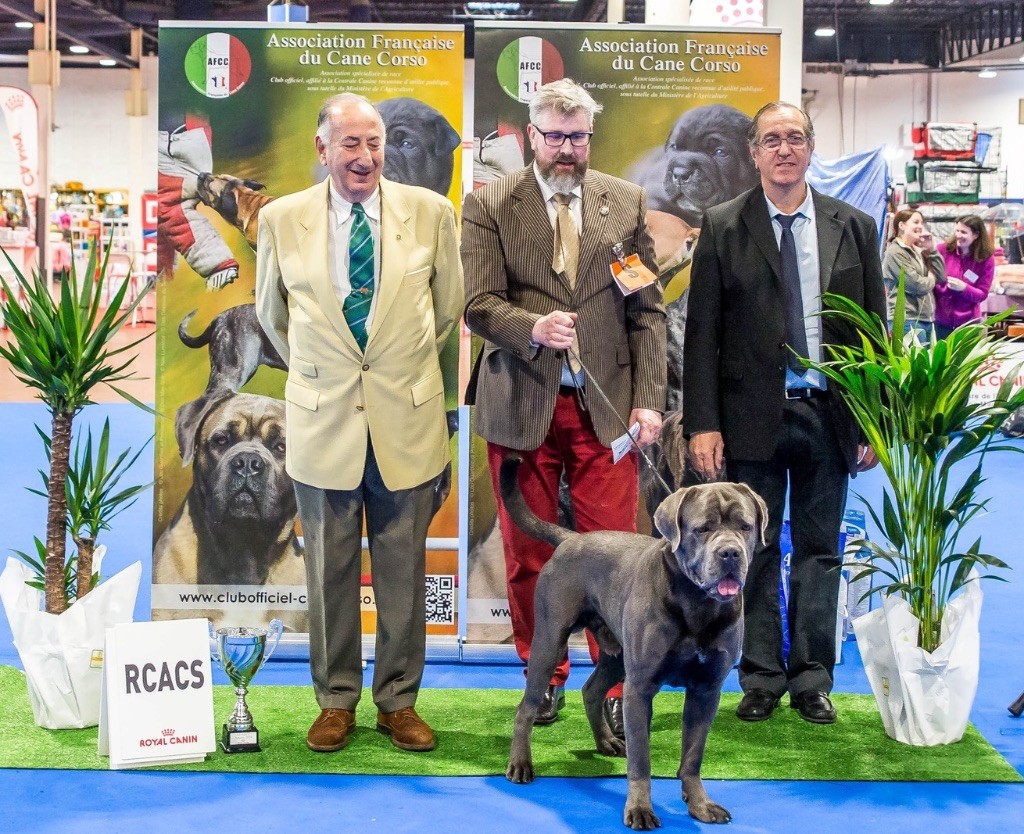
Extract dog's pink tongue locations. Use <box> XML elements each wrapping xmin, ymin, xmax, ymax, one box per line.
<box><xmin>718</xmin><ymin>577</ymin><xmax>740</xmax><ymax>597</ymax></box>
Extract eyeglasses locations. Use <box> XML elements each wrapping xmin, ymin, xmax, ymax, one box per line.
<box><xmin>757</xmin><ymin>133</ymin><xmax>810</xmax><ymax>151</ymax></box>
<box><xmin>531</xmin><ymin>125</ymin><xmax>593</xmax><ymax>148</ymax></box>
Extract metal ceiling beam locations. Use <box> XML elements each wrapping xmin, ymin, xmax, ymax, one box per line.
<box><xmin>941</xmin><ymin>1</ymin><xmax>1023</xmax><ymax>65</ymax></box>
<box><xmin>0</xmin><ymin>0</ymin><xmax>138</xmax><ymax>67</ymax></box>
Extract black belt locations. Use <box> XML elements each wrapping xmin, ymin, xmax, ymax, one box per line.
<box><xmin>785</xmin><ymin>387</ymin><xmax>827</xmax><ymax>400</ymax></box>
<box><xmin>559</xmin><ymin>384</ymin><xmax>584</xmax><ymax>395</ymax></box>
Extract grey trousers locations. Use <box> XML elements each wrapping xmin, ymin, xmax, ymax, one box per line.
<box><xmin>294</xmin><ymin>444</ymin><xmax>437</xmax><ymax>713</ymax></box>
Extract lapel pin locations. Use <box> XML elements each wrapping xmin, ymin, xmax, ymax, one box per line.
<box><xmin>600</xmin><ymin>206</ymin><xmax>609</xmax><ymax>216</ymax></box>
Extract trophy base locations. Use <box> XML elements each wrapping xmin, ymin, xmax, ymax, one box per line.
<box><xmin>221</xmin><ymin>724</ymin><xmax>261</xmax><ymax>754</ymax></box>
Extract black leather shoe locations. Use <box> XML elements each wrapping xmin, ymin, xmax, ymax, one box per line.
<box><xmin>790</xmin><ymin>690</ymin><xmax>837</xmax><ymax>724</ymax></box>
<box><xmin>735</xmin><ymin>688</ymin><xmax>781</xmax><ymax>722</ymax></box>
<box><xmin>603</xmin><ymin>696</ymin><xmax>624</xmax><ymax>740</ymax></box>
<box><xmin>534</xmin><ymin>684</ymin><xmax>565</xmax><ymax>725</ymax></box>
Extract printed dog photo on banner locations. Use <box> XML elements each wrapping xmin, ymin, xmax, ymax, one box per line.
<box><xmin>465</xmin><ymin>24</ymin><xmax>780</xmax><ymax>645</ymax></box>
<box><xmin>152</xmin><ymin>23</ymin><xmax>465</xmax><ymax>635</ymax></box>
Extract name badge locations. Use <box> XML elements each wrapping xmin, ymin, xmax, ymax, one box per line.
<box><xmin>610</xmin><ymin>242</ymin><xmax>658</xmax><ymax>296</ymax></box>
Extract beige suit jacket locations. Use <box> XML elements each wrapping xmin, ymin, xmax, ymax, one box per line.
<box><xmin>462</xmin><ymin>167</ymin><xmax>666</xmax><ymax>449</ymax></box>
<box><xmin>256</xmin><ymin>177</ymin><xmax>463</xmax><ymax>491</ymax></box>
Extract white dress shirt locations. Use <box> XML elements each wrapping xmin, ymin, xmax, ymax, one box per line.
<box><xmin>327</xmin><ymin>181</ymin><xmax>382</xmax><ymax>334</ymax></box>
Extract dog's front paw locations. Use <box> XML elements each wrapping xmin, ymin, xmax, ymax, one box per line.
<box><xmin>687</xmin><ymin>799</ymin><xmax>731</xmax><ymax>824</ymax></box>
<box><xmin>623</xmin><ymin>802</ymin><xmax>661</xmax><ymax>830</ymax></box>
<box><xmin>505</xmin><ymin>758</ymin><xmax>535</xmax><ymax>784</ymax></box>
<box><xmin>597</xmin><ymin>736</ymin><xmax>626</xmax><ymax>757</ymax></box>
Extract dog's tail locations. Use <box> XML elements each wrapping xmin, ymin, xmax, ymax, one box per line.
<box><xmin>499</xmin><ymin>455</ymin><xmax>572</xmax><ymax>548</ymax></box>
<box><xmin>178</xmin><ymin>310</ymin><xmax>213</xmax><ymax>349</ymax></box>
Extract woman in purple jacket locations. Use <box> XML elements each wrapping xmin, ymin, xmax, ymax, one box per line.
<box><xmin>934</xmin><ymin>214</ymin><xmax>995</xmax><ymax>339</ymax></box>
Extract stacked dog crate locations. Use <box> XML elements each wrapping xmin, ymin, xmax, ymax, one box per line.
<box><xmin>907</xmin><ymin>122</ymin><xmax>988</xmax><ymax>240</ymax></box>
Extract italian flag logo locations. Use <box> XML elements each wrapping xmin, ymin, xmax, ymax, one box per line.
<box><xmin>184</xmin><ymin>33</ymin><xmax>251</xmax><ymax>99</ymax></box>
<box><xmin>496</xmin><ymin>37</ymin><xmax>565</xmax><ymax>103</ymax></box>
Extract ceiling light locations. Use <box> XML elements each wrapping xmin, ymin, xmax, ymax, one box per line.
<box><xmin>68</xmin><ymin>45</ymin><xmax>89</xmax><ymax>54</ymax></box>
<box><xmin>814</xmin><ymin>26</ymin><xmax>836</xmax><ymax>37</ymax></box>
<box><xmin>978</xmin><ymin>68</ymin><xmax>997</xmax><ymax>78</ymax></box>
<box><xmin>14</xmin><ymin>21</ymin><xmax>33</xmax><ymax>29</ymax></box>
<box><xmin>869</xmin><ymin>0</ymin><xmax>895</xmax><ymax>6</ymax></box>
<box><xmin>98</xmin><ymin>58</ymin><xmax>117</xmax><ymax>67</ymax></box>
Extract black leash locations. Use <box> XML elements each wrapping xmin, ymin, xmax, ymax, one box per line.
<box><xmin>566</xmin><ymin>345</ymin><xmax>674</xmax><ymax>496</ymax></box>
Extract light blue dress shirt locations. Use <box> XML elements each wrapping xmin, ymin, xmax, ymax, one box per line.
<box><xmin>765</xmin><ymin>187</ymin><xmax>826</xmax><ymax>391</ymax></box>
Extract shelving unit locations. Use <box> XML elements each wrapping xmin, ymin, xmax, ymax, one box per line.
<box><xmin>49</xmin><ymin>184</ymin><xmax>131</xmax><ymax>277</ymax></box>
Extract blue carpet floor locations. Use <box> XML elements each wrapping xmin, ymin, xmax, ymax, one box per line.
<box><xmin>1</xmin><ymin>402</ymin><xmax>1023</xmax><ymax>833</ymax></box>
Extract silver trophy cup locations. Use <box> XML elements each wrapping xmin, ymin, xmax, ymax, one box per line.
<box><xmin>209</xmin><ymin>619</ymin><xmax>283</xmax><ymax>753</ymax></box>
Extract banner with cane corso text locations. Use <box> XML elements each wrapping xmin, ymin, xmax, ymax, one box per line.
<box><xmin>152</xmin><ymin>22</ymin><xmax>464</xmax><ymax>639</ymax></box>
<box><xmin>465</xmin><ymin>22</ymin><xmax>780</xmax><ymax>646</ymax></box>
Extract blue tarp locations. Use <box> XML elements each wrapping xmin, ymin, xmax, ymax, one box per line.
<box><xmin>809</xmin><ymin>147</ymin><xmax>890</xmax><ymax>241</ymax></box>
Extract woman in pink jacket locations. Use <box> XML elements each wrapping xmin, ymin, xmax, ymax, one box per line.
<box><xmin>934</xmin><ymin>214</ymin><xmax>995</xmax><ymax>339</ymax></box>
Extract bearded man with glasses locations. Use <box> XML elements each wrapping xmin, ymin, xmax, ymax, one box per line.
<box><xmin>683</xmin><ymin>101</ymin><xmax>886</xmax><ymax>725</ymax></box>
<box><xmin>462</xmin><ymin>78</ymin><xmax>666</xmax><ymax>735</ymax></box>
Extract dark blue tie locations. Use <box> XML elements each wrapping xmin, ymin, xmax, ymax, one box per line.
<box><xmin>776</xmin><ymin>213</ymin><xmax>809</xmax><ymax>373</ymax></box>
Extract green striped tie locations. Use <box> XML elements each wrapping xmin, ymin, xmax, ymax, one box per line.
<box><xmin>343</xmin><ymin>202</ymin><xmax>374</xmax><ymax>351</ymax></box>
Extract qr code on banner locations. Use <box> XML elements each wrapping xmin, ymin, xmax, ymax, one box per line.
<box><xmin>425</xmin><ymin>575</ymin><xmax>455</xmax><ymax>625</ymax></box>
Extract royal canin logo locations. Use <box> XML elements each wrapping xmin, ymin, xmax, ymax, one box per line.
<box><xmin>138</xmin><ymin>729</ymin><xmax>199</xmax><ymax>748</ymax></box>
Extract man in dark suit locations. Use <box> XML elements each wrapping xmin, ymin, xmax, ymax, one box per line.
<box><xmin>462</xmin><ymin>78</ymin><xmax>666</xmax><ymax>733</ymax></box>
<box><xmin>683</xmin><ymin>101</ymin><xmax>885</xmax><ymax>725</ymax></box>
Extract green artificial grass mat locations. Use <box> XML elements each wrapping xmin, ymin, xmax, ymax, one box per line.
<box><xmin>0</xmin><ymin>666</ymin><xmax>1019</xmax><ymax>781</ymax></box>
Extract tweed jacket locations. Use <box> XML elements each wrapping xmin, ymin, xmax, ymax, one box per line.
<box><xmin>461</xmin><ymin>167</ymin><xmax>666</xmax><ymax>450</ymax></box>
<box><xmin>682</xmin><ymin>185</ymin><xmax>887</xmax><ymax>475</ymax></box>
<box><xmin>256</xmin><ymin>177</ymin><xmax>463</xmax><ymax>491</ymax></box>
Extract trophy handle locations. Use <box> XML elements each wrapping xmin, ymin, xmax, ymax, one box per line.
<box><xmin>262</xmin><ymin>619</ymin><xmax>284</xmax><ymax>665</ymax></box>
<box><xmin>208</xmin><ymin>619</ymin><xmax>221</xmax><ymax>666</ymax></box>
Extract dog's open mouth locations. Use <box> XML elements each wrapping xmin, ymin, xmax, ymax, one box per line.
<box><xmin>716</xmin><ymin>576</ymin><xmax>741</xmax><ymax>597</ymax></box>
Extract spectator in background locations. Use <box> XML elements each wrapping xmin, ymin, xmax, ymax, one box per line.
<box><xmin>934</xmin><ymin>215</ymin><xmax>995</xmax><ymax>339</ymax></box>
<box><xmin>882</xmin><ymin>208</ymin><xmax>945</xmax><ymax>343</ymax></box>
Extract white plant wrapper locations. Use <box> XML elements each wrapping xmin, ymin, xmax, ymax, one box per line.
<box><xmin>0</xmin><ymin>553</ymin><xmax>141</xmax><ymax>729</ymax></box>
<box><xmin>853</xmin><ymin>573</ymin><xmax>982</xmax><ymax>746</ymax></box>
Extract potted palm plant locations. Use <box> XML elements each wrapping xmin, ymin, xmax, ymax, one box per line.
<box><xmin>809</xmin><ymin>271</ymin><xmax>1024</xmax><ymax>745</ymax></box>
<box><xmin>0</xmin><ymin>246</ymin><xmax>152</xmax><ymax>728</ymax></box>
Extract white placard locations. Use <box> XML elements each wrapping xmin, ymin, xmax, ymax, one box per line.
<box><xmin>99</xmin><ymin>618</ymin><xmax>215</xmax><ymax>769</ymax></box>
<box><xmin>969</xmin><ymin>343</ymin><xmax>1024</xmax><ymax>404</ymax></box>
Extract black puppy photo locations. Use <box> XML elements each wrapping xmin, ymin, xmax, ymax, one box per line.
<box><xmin>377</xmin><ymin>96</ymin><xmax>462</xmax><ymax>196</ymax></box>
<box><xmin>500</xmin><ymin>455</ymin><xmax>766</xmax><ymax>829</ymax></box>
<box><xmin>629</xmin><ymin>104</ymin><xmax>759</xmax><ymax>226</ymax></box>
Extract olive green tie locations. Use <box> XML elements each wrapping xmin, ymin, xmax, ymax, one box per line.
<box><xmin>552</xmin><ymin>193</ymin><xmax>581</xmax><ymax>373</ymax></box>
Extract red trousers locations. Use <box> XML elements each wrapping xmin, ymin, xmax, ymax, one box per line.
<box><xmin>488</xmin><ymin>388</ymin><xmax>638</xmax><ymax>695</ymax></box>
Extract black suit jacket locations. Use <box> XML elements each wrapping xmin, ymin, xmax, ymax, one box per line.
<box><xmin>682</xmin><ymin>185</ymin><xmax>887</xmax><ymax>474</ymax></box>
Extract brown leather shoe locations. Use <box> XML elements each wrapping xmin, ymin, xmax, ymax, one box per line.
<box><xmin>306</xmin><ymin>708</ymin><xmax>356</xmax><ymax>752</ymax></box>
<box><xmin>376</xmin><ymin>706</ymin><xmax>436</xmax><ymax>752</ymax></box>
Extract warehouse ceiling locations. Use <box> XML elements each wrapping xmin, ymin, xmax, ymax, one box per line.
<box><xmin>0</xmin><ymin>0</ymin><xmax>1020</xmax><ymax>71</ymax></box>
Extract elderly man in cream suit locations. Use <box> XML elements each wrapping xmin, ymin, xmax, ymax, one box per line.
<box><xmin>256</xmin><ymin>93</ymin><xmax>463</xmax><ymax>754</ymax></box>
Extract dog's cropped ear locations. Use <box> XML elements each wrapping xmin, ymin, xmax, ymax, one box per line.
<box><xmin>734</xmin><ymin>483</ymin><xmax>769</xmax><ymax>546</ymax></box>
<box><xmin>174</xmin><ymin>392</ymin><xmax>231</xmax><ymax>467</ymax></box>
<box><xmin>430</xmin><ymin>113</ymin><xmax>462</xmax><ymax>156</ymax></box>
<box><xmin>653</xmin><ymin>488</ymin><xmax>691</xmax><ymax>551</ymax></box>
<box><xmin>242</xmin><ymin>179</ymin><xmax>266</xmax><ymax>191</ymax></box>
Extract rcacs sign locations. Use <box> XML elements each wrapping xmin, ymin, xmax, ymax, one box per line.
<box><xmin>99</xmin><ymin>619</ymin><xmax>216</xmax><ymax>769</ymax></box>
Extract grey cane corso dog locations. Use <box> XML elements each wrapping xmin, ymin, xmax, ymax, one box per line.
<box><xmin>500</xmin><ymin>455</ymin><xmax>766</xmax><ymax>829</ymax></box>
